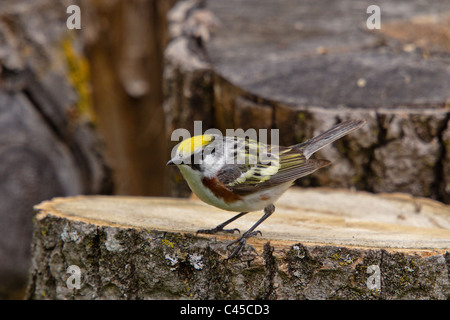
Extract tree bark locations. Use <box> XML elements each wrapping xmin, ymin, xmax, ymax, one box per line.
<box><xmin>27</xmin><ymin>188</ymin><xmax>450</xmax><ymax>299</ymax></box>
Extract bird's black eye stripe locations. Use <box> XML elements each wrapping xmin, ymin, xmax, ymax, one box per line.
<box><xmin>189</xmin><ymin>152</ymin><xmax>202</xmax><ymax>171</ymax></box>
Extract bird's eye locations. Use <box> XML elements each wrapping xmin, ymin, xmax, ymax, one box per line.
<box><xmin>203</xmin><ymin>144</ymin><xmax>216</xmax><ymax>157</ymax></box>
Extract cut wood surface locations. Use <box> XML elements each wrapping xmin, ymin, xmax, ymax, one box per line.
<box><xmin>27</xmin><ymin>188</ymin><xmax>450</xmax><ymax>299</ymax></box>
<box><xmin>34</xmin><ymin>189</ymin><xmax>450</xmax><ymax>249</ymax></box>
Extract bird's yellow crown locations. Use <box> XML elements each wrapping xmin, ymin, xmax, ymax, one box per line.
<box><xmin>177</xmin><ymin>135</ymin><xmax>214</xmax><ymax>156</ymax></box>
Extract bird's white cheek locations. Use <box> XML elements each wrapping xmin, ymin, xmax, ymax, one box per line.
<box><xmin>202</xmin><ymin>155</ymin><xmax>224</xmax><ymax>178</ymax></box>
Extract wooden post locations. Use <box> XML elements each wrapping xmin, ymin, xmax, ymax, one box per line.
<box><xmin>81</xmin><ymin>0</ymin><xmax>177</xmax><ymax>196</ymax></box>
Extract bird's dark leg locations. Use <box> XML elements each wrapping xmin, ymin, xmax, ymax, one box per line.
<box><xmin>227</xmin><ymin>204</ymin><xmax>275</xmax><ymax>259</ymax></box>
<box><xmin>196</xmin><ymin>211</ymin><xmax>248</xmax><ymax>235</ymax></box>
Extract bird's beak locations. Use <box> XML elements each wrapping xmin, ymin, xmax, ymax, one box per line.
<box><xmin>166</xmin><ymin>159</ymin><xmax>175</xmax><ymax>166</ymax></box>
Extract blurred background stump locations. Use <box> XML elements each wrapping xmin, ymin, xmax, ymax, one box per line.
<box><xmin>0</xmin><ymin>0</ymin><xmax>111</xmax><ymax>298</ymax></box>
<box><xmin>27</xmin><ymin>188</ymin><xmax>450</xmax><ymax>299</ymax></box>
<box><xmin>164</xmin><ymin>0</ymin><xmax>450</xmax><ymax>203</ymax></box>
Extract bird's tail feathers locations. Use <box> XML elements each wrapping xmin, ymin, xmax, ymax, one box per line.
<box><xmin>294</xmin><ymin>119</ymin><xmax>366</xmax><ymax>159</ymax></box>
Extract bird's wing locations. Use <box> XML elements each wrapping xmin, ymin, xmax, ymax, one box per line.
<box><xmin>217</xmin><ymin>145</ymin><xmax>330</xmax><ymax>196</ymax></box>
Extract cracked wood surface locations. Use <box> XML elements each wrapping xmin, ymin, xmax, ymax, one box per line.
<box><xmin>27</xmin><ymin>188</ymin><xmax>450</xmax><ymax>299</ymax></box>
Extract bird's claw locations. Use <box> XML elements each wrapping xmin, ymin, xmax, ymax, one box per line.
<box><xmin>226</xmin><ymin>230</ymin><xmax>262</xmax><ymax>259</ymax></box>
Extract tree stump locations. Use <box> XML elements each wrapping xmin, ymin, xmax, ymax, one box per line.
<box><xmin>27</xmin><ymin>188</ymin><xmax>450</xmax><ymax>299</ymax></box>
<box><xmin>163</xmin><ymin>0</ymin><xmax>450</xmax><ymax>202</ymax></box>
<box><xmin>0</xmin><ymin>0</ymin><xmax>111</xmax><ymax>298</ymax></box>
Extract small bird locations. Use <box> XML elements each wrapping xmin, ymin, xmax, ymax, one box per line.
<box><xmin>167</xmin><ymin>119</ymin><xmax>365</xmax><ymax>258</ymax></box>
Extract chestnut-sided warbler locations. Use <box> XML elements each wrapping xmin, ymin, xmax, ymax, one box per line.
<box><xmin>167</xmin><ymin>120</ymin><xmax>365</xmax><ymax>258</ymax></box>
